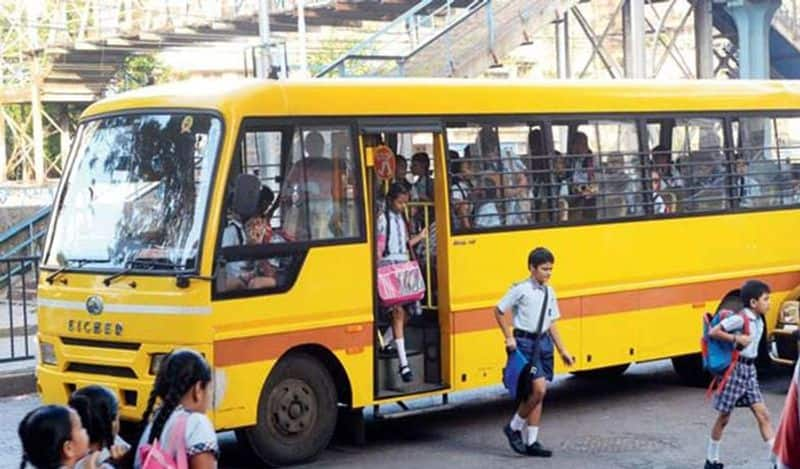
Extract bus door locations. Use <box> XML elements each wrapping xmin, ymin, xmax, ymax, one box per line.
<box><xmin>358</xmin><ymin>121</ymin><xmax>450</xmax><ymax>399</ymax></box>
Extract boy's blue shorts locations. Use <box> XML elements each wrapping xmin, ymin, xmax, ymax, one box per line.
<box><xmin>516</xmin><ymin>333</ymin><xmax>555</xmax><ymax>382</ymax></box>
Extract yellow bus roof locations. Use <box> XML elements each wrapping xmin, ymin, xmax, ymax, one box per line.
<box><xmin>82</xmin><ymin>78</ymin><xmax>800</xmax><ymax>120</ymax></box>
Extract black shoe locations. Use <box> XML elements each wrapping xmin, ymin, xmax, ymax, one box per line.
<box><xmin>380</xmin><ymin>343</ymin><xmax>395</xmax><ymax>353</ymax></box>
<box><xmin>502</xmin><ymin>424</ymin><xmax>526</xmax><ymax>455</ymax></box>
<box><xmin>399</xmin><ymin>365</ymin><xmax>413</xmax><ymax>383</ymax></box>
<box><xmin>704</xmin><ymin>461</ymin><xmax>723</xmax><ymax>469</ymax></box>
<box><xmin>525</xmin><ymin>441</ymin><xmax>553</xmax><ymax>457</ymax></box>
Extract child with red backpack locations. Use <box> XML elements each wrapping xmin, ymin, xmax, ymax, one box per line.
<box><xmin>134</xmin><ymin>349</ymin><xmax>218</xmax><ymax>469</ymax></box>
<box><xmin>704</xmin><ymin>280</ymin><xmax>775</xmax><ymax>469</ymax></box>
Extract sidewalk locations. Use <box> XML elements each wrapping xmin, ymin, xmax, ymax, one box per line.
<box><xmin>0</xmin><ymin>300</ymin><xmax>37</xmax><ymax>397</ymax></box>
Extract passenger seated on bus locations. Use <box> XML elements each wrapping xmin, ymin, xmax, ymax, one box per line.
<box><xmin>220</xmin><ymin>174</ymin><xmax>277</xmax><ymax>292</ymax></box>
<box><xmin>449</xmin><ymin>150</ymin><xmax>473</xmax><ymax>230</ymax></box>
<box><xmin>528</xmin><ymin>129</ymin><xmax>551</xmax><ymax>223</ymax></box>
<box><xmin>651</xmin><ymin>170</ymin><xmax>668</xmax><ymax>215</ymax></box>
<box><xmin>569</xmin><ymin>132</ymin><xmax>597</xmax><ymax>220</ymax></box>
<box><xmin>651</xmin><ymin>144</ymin><xmax>685</xmax><ymax>189</ymax></box>
<box><xmin>501</xmin><ymin>147</ymin><xmax>532</xmax><ymax>226</ymax></box>
<box><xmin>599</xmin><ymin>152</ymin><xmax>642</xmax><ymax>217</ymax></box>
<box><xmin>474</xmin><ymin>177</ymin><xmax>503</xmax><ymax>228</ymax></box>
<box><xmin>734</xmin><ymin>158</ymin><xmax>762</xmax><ymax>208</ymax></box>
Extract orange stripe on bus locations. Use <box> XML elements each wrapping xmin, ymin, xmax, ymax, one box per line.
<box><xmin>453</xmin><ymin>271</ymin><xmax>800</xmax><ymax>334</ymax></box>
<box><xmin>214</xmin><ymin>322</ymin><xmax>372</xmax><ymax>367</ymax></box>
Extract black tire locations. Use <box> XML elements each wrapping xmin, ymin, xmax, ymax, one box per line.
<box><xmin>672</xmin><ymin>353</ymin><xmax>711</xmax><ymax>387</ymax></box>
<box><xmin>571</xmin><ymin>363</ymin><xmax>630</xmax><ymax>379</ymax></box>
<box><xmin>243</xmin><ymin>352</ymin><xmax>338</xmax><ymax>467</ymax></box>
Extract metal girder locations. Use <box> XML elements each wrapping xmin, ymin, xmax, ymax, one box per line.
<box><xmin>571</xmin><ymin>2</ymin><xmax>625</xmax><ymax>78</ymax></box>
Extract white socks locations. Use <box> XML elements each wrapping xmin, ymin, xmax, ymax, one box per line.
<box><xmin>396</xmin><ymin>338</ymin><xmax>408</xmax><ymax>367</ymax></box>
<box><xmin>707</xmin><ymin>438</ymin><xmax>721</xmax><ymax>462</ymax></box>
<box><xmin>526</xmin><ymin>426</ymin><xmax>539</xmax><ymax>445</ymax></box>
<box><xmin>509</xmin><ymin>413</ymin><xmax>525</xmax><ymax>432</ymax></box>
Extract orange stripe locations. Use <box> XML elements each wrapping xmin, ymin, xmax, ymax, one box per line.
<box><xmin>454</xmin><ymin>271</ymin><xmax>800</xmax><ymax>334</ymax></box>
<box><xmin>214</xmin><ymin>322</ymin><xmax>372</xmax><ymax>367</ymax></box>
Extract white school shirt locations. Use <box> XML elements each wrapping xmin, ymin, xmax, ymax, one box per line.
<box><xmin>497</xmin><ymin>279</ymin><xmax>561</xmax><ymax>333</ymax></box>
<box><xmin>134</xmin><ymin>406</ymin><xmax>219</xmax><ymax>468</ymax></box>
<box><xmin>377</xmin><ymin>210</ymin><xmax>409</xmax><ymax>262</ymax></box>
<box><xmin>719</xmin><ymin>307</ymin><xmax>763</xmax><ymax>359</ymax></box>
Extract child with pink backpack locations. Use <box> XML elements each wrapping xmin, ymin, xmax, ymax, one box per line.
<box><xmin>134</xmin><ymin>349</ymin><xmax>217</xmax><ymax>469</ymax></box>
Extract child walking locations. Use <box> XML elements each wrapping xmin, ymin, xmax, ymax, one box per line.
<box><xmin>134</xmin><ymin>349</ymin><xmax>218</xmax><ymax>469</ymax></box>
<box><xmin>495</xmin><ymin>247</ymin><xmax>574</xmax><ymax>457</ymax></box>
<box><xmin>69</xmin><ymin>385</ymin><xmax>131</xmax><ymax>469</ymax></box>
<box><xmin>705</xmin><ymin>280</ymin><xmax>775</xmax><ymax>469</ymax></box>
<box><xmin>18</xmin><ymin>404</ymin><xmax>94</xmax><ymax>468</ymax></box>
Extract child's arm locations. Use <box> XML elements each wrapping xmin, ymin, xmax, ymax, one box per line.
<box><xmin>710</xmin><ymin>323</ymin><xmax>751</xmax><ymax>348</ymax></box>
<box><xmin>495</xmin><ymin>306</ymin><xmax>516</xmax><ymax>351</ymax></box>
<box><xmin>189</xmin><ymin>452</ymin><xmax>217</xmax><ymax>469</ymax></box>
<box><xmin>549</xmin><ymin>322</ymin><xmax>575</xmax><ymax>366</ymax></box>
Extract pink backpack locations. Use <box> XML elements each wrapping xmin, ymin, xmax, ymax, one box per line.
<box><xmin>139</xmin><ymin>413</ymin><xmax>188</xmax><ymax>469</ymax></box>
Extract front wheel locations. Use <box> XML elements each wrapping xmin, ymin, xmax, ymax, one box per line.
<box><xmin>243</xmin><ymin>353</ymin><xmax>338</xmax><ymax>467</ymax></box>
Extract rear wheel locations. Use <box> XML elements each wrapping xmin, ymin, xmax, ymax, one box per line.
<box><xmin>244</xmin><ymin>353</ymin><xmax>338</xmax><ymax>467</ymax></box>
<box><xmin>671</xmin><ymin>353</ymin><xmax>710</xmax><ymax>386</ymax></box>
<box><xmin>570</xmin><ymin>363</ymin><xmax>630</xmax><ymax>379</ymax></box>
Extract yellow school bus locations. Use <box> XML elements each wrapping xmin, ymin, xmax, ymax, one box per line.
<box><xmin>37</xmin><ymin>79</ymin><xmax>800</xmax><ymax>466</ymax></box>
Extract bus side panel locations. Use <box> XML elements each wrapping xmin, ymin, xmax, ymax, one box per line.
<box><xmin>210</xmin><ymin>244</ymin><xmax>373</xmax><ymax>429</ymax></box>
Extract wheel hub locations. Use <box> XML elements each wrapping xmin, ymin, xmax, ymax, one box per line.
<box><xmin>270</xmin><ymin>378</ymin><xmax>316</xmax><ymax>436</ymax></box>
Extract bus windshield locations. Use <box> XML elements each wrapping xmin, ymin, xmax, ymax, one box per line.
<box><xmin>44</xmin><ymin>112</ymin><xmax>222</xmax><ymax>273</ymax></box>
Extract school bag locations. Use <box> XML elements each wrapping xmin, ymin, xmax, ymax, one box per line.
<box><xmin>139</xmin><ymin>413</ymin><xmax>188</xmax><ymax>469</ymax></box>
<box><xmin>700</xmin><ymin>308</ymin><xmax>750</xmax><ymax>397</ymax></box>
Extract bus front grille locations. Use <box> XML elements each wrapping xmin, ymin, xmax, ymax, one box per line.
<box><xmin>61</xmin><ymin>337</ymin><xmax>141</xmax><ymax>350</ymax></box>
<box><xmin>65</xmin><ymin>363</ymin><xmax>138</xmax><ymax>379</ymax></box>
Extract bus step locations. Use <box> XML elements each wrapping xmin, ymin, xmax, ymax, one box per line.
<box><xmin>373</xmin><ymin>400</ymin><xmax>457</xmax><ymax>420</ymax></box>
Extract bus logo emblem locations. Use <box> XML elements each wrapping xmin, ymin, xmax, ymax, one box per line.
<box><xmin>86</xmin><ymin>296</ymin><xmax>104</xmax><ymax>316</ymax></box>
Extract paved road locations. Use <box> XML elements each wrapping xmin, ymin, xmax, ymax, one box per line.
<box><xmin>0</xmin><ymin>360</ymin><xmax>793</xmax><ymax>469</ymax></box>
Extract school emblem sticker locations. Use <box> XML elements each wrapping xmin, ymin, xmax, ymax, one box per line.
<box><xmin>85</xmin><ymin>296</ymin><xmax>104</xmax><ymax>316</ymax></box>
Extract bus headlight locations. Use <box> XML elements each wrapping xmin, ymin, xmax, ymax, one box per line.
<box><xmin>781</xmin><ymin>301</ymin><xmax>799</xmax><ymax>325</ymax></box>
<box><xmin>40</xmin><ymin>342</ymin><xmax>56</xmax><ymax>365</ymax></box>
<box><xmin>149</xmin><ymin>353</ymin><xmax>168</xmax><ymax>375</ymax></box>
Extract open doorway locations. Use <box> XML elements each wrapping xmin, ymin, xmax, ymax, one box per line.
<box><xmin>362</xmin><ymin>126</ymin><xmax>447</xmax><ymax>399</ymax></box>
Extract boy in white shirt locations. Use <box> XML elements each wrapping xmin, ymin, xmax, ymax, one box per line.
<box><xmin>495</xmin><ymin>247</ymin><xmax>574</xmax><ymax>457</ymax></box>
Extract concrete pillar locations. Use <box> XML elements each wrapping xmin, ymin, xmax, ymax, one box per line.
<box><xmin>556</xmin><ymin>11</ymin><xmax>572</xmax><ymax>79</ymax></box>
<box><xmin>31</xmin><ymin>60</ymin><xmax>45</xmax><ymax>184</ymax></box>
<box><xmin>623</xmin><ymin>0</ymin><xmax>646</xmax><ymax>78</ymax></box>
<box><xmin>0</xmin><ymin>106</ymin><xmax>6</xmax><ymax>183</ymax></box>
<box><xmin>694</xmin><ymin>0</ymin><xmax>715</xmax><ymax>78</ymax></box>
<box><xmin>297</xmin><ymin>0</ymin><xmax>308</xmax><ymax>78</ymax></box>
<box><xmin>725</xmin><ymin>0</ymin><xmax>781</xmax><ymax>78</ymax></box>
<box><xmin>257</xmin><ymin>0</ymin><xmax>272</xmax><ymax>78</ymax></box>
<box><xmin>60</xmin><ymin>109</ymin><xmax>71</xmax><ymax>173</ymax></box>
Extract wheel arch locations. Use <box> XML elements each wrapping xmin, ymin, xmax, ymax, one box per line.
<box><xmin>276</xmin><ymin>343</ymin><xmax>353</xmax><ymax>409</ymax></box>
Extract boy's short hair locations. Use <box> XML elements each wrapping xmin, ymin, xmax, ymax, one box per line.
<box><xmin>528</xmin><ymin>247</ymin><xmax>555</xmax><ymax>269</ymax></box>
<box><xmin>740</xmin><ymin>279</ymin><xmax>770</xmax><ymax>307</ymax></box>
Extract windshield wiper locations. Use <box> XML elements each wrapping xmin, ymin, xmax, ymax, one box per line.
<box><xmin>102</xmin><ymin>258</ymin><xmax>181</xmax><ymax>287</ymax></box>
<box><xmin>45</xmin><ymin>258</ymin><xmax>109</xmax><ymax>285</ymax></box>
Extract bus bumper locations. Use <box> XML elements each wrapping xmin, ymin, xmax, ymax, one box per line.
<box><xmin>769</xmin><ymin>327</ymin><xmax>799</xmax><ymax>366</ymax></box>
<box><xmin>37</xmin><ymin>364</ymin><xmax>155</xmax><ymax>422</ymax></box>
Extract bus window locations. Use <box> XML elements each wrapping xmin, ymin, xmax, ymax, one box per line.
<box><xmin>553</xmin><ymin>120</ymin><xmax>643</xmax><ymax>221</ymax></box>
<box><xmin>217</xmin><ymin>125</ymin><xmax>362</xmax><ymax>295</ymax></box>
<box><xmin>445</xmin><ymin>122</ymin><xmax>543</xmax><ymax>231</ymax></box>
<box><xmin>774</xmin><ymin>116</ymin><xmax>800</xmax><ymax>205</ymax></box>
<box><xmin>736</xmin><ymin>116</ymin><xmax>796</xmax><ymax>208</ymax></box>
<box><xmin>671</xmin><ymin>118</ymin><xmax>728</xmax><ymax>212</ymax></box>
